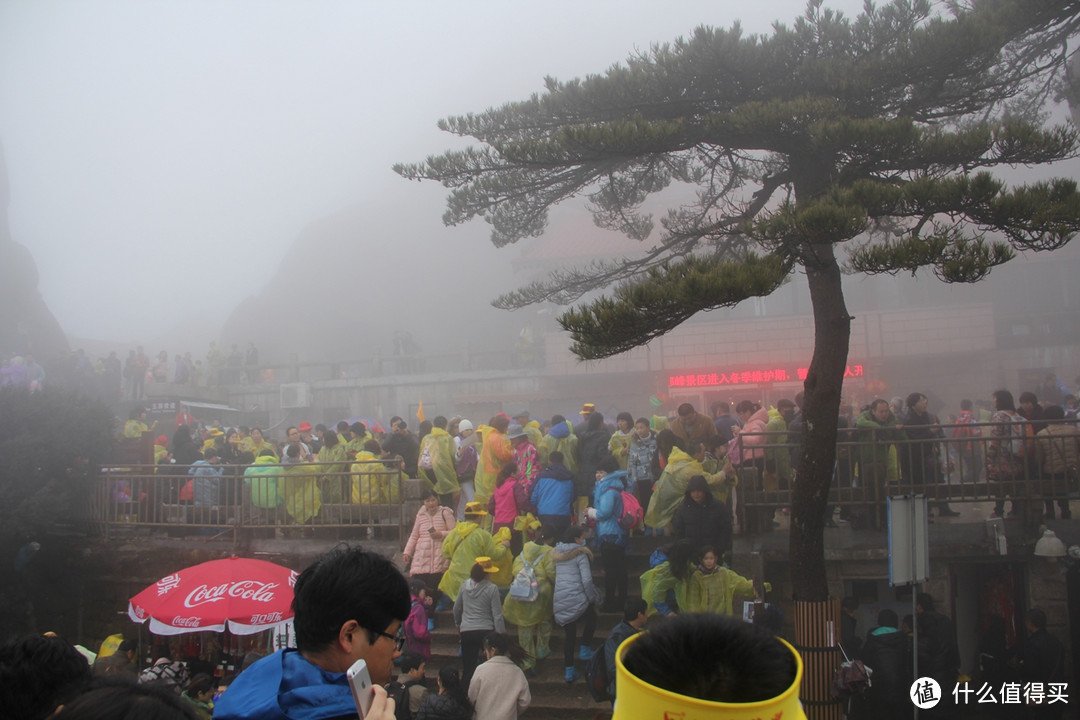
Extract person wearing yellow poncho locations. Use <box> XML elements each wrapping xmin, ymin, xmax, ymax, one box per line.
<box><xmin>345</xmin><ymin>422</ymin><xmax>373</xmax><ymax>458</ymax></box>
<box><xmin>350</xmin><ymin>449</ymin><xmax>400</xmax><ymax>504</ymax></box>
<box><xmin>202</xmin><ymin>428</ymin><xmax>225</xmax><ymax>455</ymax></box>
<box><xmin>640</xmin><ymin>542</ymin><xmax>696</xmax><ymax>617</ymax></box>
<box><xmin>123</xmin><ymin>408</ymin><xmax>154</xmax><ymax>438</ymax></box>
<box><xmin>608</xmin><ymin>413</ymin><xmax>636</xmax><ymax>471</ymax></box>
<box><xmin>247</xmin><ymin>428</ymin><xmax>278</xmax><ymax>462</ymax></box>
<box><xmin>316</xmin><ymin>432</ymin><xmax>350</xmax><ymax>503</ymax></box>
<box><xmin>280</xmin><ymin>446</ymin><xmax>320</xmax><ymax>524</ymax></box>
<box><xmin>153</xmin><ymin>435</ymin><xmax>170</xmax><ymax>464</ymax></box>
<box><xmin>417</xmin><ymin>419</ymin><xmax>460</xmax><ymax>503</ymax></box>
<box><xmin>685</xmin><ymin>547</ymin><xmax>767</xmax><ymax>616</ymax></box>
<box><xmin>475</xmin><ymin>416</ymin><xmax>513</xmax><ymax>506</ymax></box>
<box><xmin>439</xmin><ymin>505</ymin><xmax>512</xmax><ymax>601</ymax></box>
<box><xmin>501</xmin><ymin>527</ymin><xmax>556</xmax><ymax>675</ymax></box>
<box><xmin>540</xmin><ymin>416</ymin><xmax>578</xmax><ymax>474</ymax></box>
<box><xmin>644</xmin><ymin>444</ymin><xmax>736</xmax><ymax>531</ymax></box>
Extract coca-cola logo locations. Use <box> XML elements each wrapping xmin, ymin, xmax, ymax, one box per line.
<box><xmin>184</xmin><ymin>581</ymin><xmax>279</xmax><ymax>608</ymax></box>
<box><xmin>172</xmin><ymin>616</ymin><xmax>203</xmax><ymax>627</ymax></box>
<box><xmin>132</xmin><ymin>606</ymin><xmax>146</xmax><ymax>619</ymax></box>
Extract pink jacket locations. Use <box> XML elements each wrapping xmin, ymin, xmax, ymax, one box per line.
<box><xmin>490</xmin><ymin>480</ymin><xmax>519</xmax><ymax>526</ymax></box>
<box><xmin>732</xmin><ymin>408</ymin><xmax>770</xmax><ymax>464</ymax></box>
<box><xmin>403</xmin><ymin>505</ymin><xmax>456</xmax><ymax>575</ymax></box>
<box><xmin>403</xmin><ymin>595</ymin><xmax>431</xmax><ymax>659</ymax></box>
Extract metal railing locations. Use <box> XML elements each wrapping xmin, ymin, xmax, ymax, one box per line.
<box><xmin>733</xmin><ymin>420</ymin><xmax>1078</xmax><ymax>531</ymax></box>
<box><xmin>89</xmin><ymin>460</ymin><xmax>407</xmax><ymax>542</ymax></box>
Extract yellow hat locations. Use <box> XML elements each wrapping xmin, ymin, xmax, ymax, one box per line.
<box><xmin>612</xmin><ymin>632</ymin><xmax>807</xmax><ymax>720</ymax></box>
<box><xmin>209</xmin><ymin>428</ymin><xmax>225</xmax><ymax>437</ymax></box>
<box><xmin>464</xmin><ymin>502</ymin><xmax>487</xmax><ymax>517</ymax></box>
<box><xmin>473</xmin><ymin>556</ymin><xmax>500</xmax><ymax>573</ymax></box>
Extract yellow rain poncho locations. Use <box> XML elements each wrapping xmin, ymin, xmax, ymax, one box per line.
<box><xmin>317</xmin><ymin>442</ymin><xmax>350</xmax><ymax>503</ymax></box>
<box><xmin>351</xmin><ymin>452</ymin><xmax>400</xmax><ymax>504</ymax></box>
<box><xmin>501</xmin><ymin>541</ymin><xmax>555</xmax><ymax>627</ymax></box>
<box><xmin>539</xmin><ymin>423</ymin><xmax>578</xmax><ymax>474</ymax></box>
<box><xmin>281</xmin><ymin>462</ymin><xmax>321</xmax><ymax>524</ymax></box>
<box><xmin>644</xmin><ymin>447</ymin><xmax>736</xmax><ymax>530</ymax></box>
<box><xmin>523</xmin><ymin>421</ymin><xmax>543</xmax><ymax>449</ymax></box>
<box><xmin>608</xmin><ymin>430</ymin><xmax>634</xmax><ymax>471</ymax></box>
<box><xmin>640</xmin><ymin>561</ymin><xmax>694</xmax><ymax>616</ymax></box>
<box><xmin>685</xmin><ymin>566</ymin><xmax>763</xmax><ymax>616</ymax></box>
<box><xmin>417</xmin><ymin>426</ymin><xmax>459</xmax><ymax>496</ymax></box>
<box><xmin>346</xmin><ymin>432</ymin><xmax>373</xmax><ymax>458</ymax></box>
<box><xmin>124</xmin><ymin>420</ymin><xmax>149</xmax><ymax>438</ymax></box>
<box><xmin>475</xmin><ymin>427</ymin><xmax>513</xmax><ymax>506</ymax></box>
<box><xmin>249</xmin><ymin>440</ymin><xmax>279</xmax><ymax>462</ymax></box>
<box><xmin>438</xmin><ymin>522</ymin><xmax>511</xmax><ymax>600</ymax></box>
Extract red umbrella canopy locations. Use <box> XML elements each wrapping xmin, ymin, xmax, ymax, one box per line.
<box><xmin>128</xmin><ymin>556</ymin><xmax>298</xmax><ymax>635</ymax></box>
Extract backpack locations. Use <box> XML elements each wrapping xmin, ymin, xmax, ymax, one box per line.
<box><xmin>386</xmin><ymin>679</ymin><xmax>415</xmax><ymax>720</ymax></box>
<box><xmin>606</xmin><ymin>487</ymin><xmax>643</xmax><ymax>531</ymax></box>
<box><xmin>508</xmin><ymin>555</ymin><xmax>539</xmax><ymax>602</ymax></box>
<box><xmin>584</xmin><ymin>640</ymin><xmax>611</xmax><ymax>702</ymax></box>
<box><xmin>417</xmin><ymin>440</ymin><xmax>434</xmax><ymax>470</ymax></box>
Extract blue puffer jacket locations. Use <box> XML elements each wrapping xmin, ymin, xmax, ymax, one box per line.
<box><xmin>594</xmin><ymin>470</ymin><xmax>630</xmax><ymax>545</ymax></box>
<box><xmin>530</xmin><ymin>463</ymin><xmax>576</xmax><ymax>516</ymax></box>
<box><xmin>212</xmin><ymin>649</ymin><xmax>356</xmax><ymax>720</ymax></box>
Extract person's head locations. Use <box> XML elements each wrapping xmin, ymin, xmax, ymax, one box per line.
<box><xmin>563</xmin><ymin>525</ymin><xmax>587</xmax><ymax>545</ymax></box>
<box><xmin>507</xmin><ymin>424</ymin><xmax>527</xmax><ymax>445</ymax></box>
<box><xmin>537</xmin><ymin>524</ymin><xmax>558</xmax><ymax>546</ymax></box>
<box><xmin>286</xmin><ymin>442</ymin><xmax>301</xmax><ymax>459</ymax></box>
<box><xmin>548</xmin><ymin>450</ymin><xmax>564</xmax><ymax>466</ymax></box>
<box><xmin>635</xmin><ymin>417</ymin><xmax>652</xmax><ymax>438</ymax></box>
<box><xmin>1025</xmin><ymin>608</ymin><xmax>1048</xmax><ymax>633</ymax></box>
<box><xmin>597</xmin><ymin>455</ymin><xmax>620</xmax><ymax>476</ymax></box>
<box><xmin>433</xmin><ymin>415</ymin><xmax>447</xmax><ymax>430</ymax></box>
<box><xmin>322</xmin><ymin>429</ymin><xmax>340</xmax><ymax>448</ymax></box>
<box><xmin>550</xmin><ymin>413</ymin><xmax>567</xmax><ymax>428</ymax></box>
<box><xmin>901</xmin><ymin>614</ymin><xmax>914</xmax><ymax>633</ymax></box>
<box><xmin>185</xmin><ymin>674</ymin><xmax>216</xmax><ymax>703</ymax></box>
<box><xmin>286</xmin><ymin>426</ymin><xmax>301</xmax><ymax>443</ymax></box>
<box><xmin>624</xmin><ymin>597</ymin><xmax>648</xmax><ymax>627</ymax></box>
<box><xmin>587</xmin><ymin>411</ymin><xmax>605</xmax><ymax>432</ymax></box>
<box><xmin>667</xmin><ymin>539</ymin><xmax>696</xmax><ymax>581</ymax></box>
<box><xmin>677</xmin><ymin>403</ymin><xmax>697</xmax><ymax>425</ymax></box>
<box><xmin>1064</xmin><ymin>394</ymin><xmax>1078</xmax><ymax>410</ymax></box>
<box><xmin>350</xmin><ymin>422</ymin><xmax>367</xmax><ymax>439</ymax></box>
<box><xmin>496</xmin><ymin>461</ymin><xmax>518</xmax><ymax>487</ymax></box>
<box><xmin>618</xmin><ymin>614</ymin><xmax>800</xmax><ymax>709</ymax></box>
<box><xmin>225</xmin><ymin>429</ymin><xmax>239</xmax><ymax>445</ymax></box>
<box><xmin>408</xmin><ymin>578</ymin><xmax>429</xmax><ymax>601</ymax></box>
<box><xmin>470</xmin><ymin>559</ymin><xmax>497</xmax><ymax>583</ymax></box>
<box><xmin>392</xmin><ymin>418</ymin><xmax>409</xmax><ymax>435</ymax></box>
<box><xmin>489</xmin><ymin>415</ymin><xmax>510</xmax><ymax>434</ymax></box>
<box><xmin>656</xmin><ymin>428</ymin><xmax>683</xmax><ymax>462</ymax></box>
<box><xmin>52</xmin><ymin>682</ymin><xmax>199</xmax><ymax>720</ymax></box>
<box><xmin>870</xmin><ymin>398</ymin><xmax>890</xmax><ymax>423</ymax></box>
<box><xmin>699</xmin><ymin>546</ymin><xmax>719</xmax><ymax>570</ymax></box>
<box><xmin>906</xmin><ymin>392</ymin><xmax>928</xmax><ymax>413</ymax></box>
<box><xmin>714</xmin><ymin>401</ymin><xmax>731</xmax><ymax>417</ymax></box>
<box><xmin>336</xmin><ymin>421</ymin><xmax>350</xmax><ymax>437</ymax></box>
<box><xmin>734</xmin><ymin>400</ymin><xmax>760</xmax><ymax>422</ymax></box>
<box><xmin>992</xmin><ymin>389</ymin><xmax>1016</xmax><ymax>412</ymax></box>
<box><xmin>421</xmin><ymin>488</ymin><xmax>440</xmax><ymax>513</ymax></box>
<box><xmin>776</xmin><ymin>399</ymin><xmax>796</xmax><ymax>422</ymax></box>
<box><xmin>915</xmin><ymin>592</ymin><xmax>935</xmax><ymax>614</ymax></box>
<box><xmin>290</xmin><ymin>546</ymin><xmax>410</xmax><ymax>685</ymax></box>
<box><xmin>482</xmin><ymin>631</ymin><xmax>510</xmax><ymax>659</ymax></box>
<box><xmin>399</xmin><ymin>651</ymin><xmax>426</xmax><ymax>679</ymax></box>
<box><xmin>251</xmin><ymin>427</ymin><xmax>264</xmax><ymax>443</ymax></box>
<box><xmin>364</xmin><ymin>439</ymin><xmax>382</xmax><ymax>455</ymax></box>
<box><xmin>457</xmin><ymin>419</ymin><xmax>474</xmax><ymax>438</ymax></box>
<box><xmin>512</xmin><ymin>410</ymin><xmax>530</xmax><ymax>425</ymax></box>
<box><xmin>960</xmin><ymin>399</ymin><xmax>973</xmax><ymax>411</ymax></box>
<box><xmin>418</xmin><ymin>420</ymin><xmax>432</xmax><ymax>438</ymax></box>
<box><xmin>616</xmin><ymin>412</ymin><xmax>634</xmax><ymax>432</ymax></box>
<box><xmin>436</xmin><ymin>666</ymin><xmax>471</xmax><ymax>713</ymax></box>
<box><xmin>1044</xmin><ymin>404</ymin><xmax>1066</xmax><ymax>422</ymax></box>
<box><xmin>298</xmin><ymin>421</ymin><xmax>313</xmax><ymax>439</ymax></box>
<box><xmin>687</xmin><ymin>475</ymin><xmax>710</xmax><ymax>506</ymax></box>
<box><xmin>117</xmin><ymin>638</ymin><xmax>137</xmax><ymax>660</ymax></box>
<box><xmin>0</xmin><ymin>634</ymin><xmax>92</xmax><ymax>720</ymax></box>
<box><xmin>877</xmin><ymin>608</ymin><xmax>899</xmax><ymax>630</ymax></box>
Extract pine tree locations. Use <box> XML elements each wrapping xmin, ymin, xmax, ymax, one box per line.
<box><xmin>396</xmin><ymin>0</ymin><xmax>1080</xmax><ymax>606</ymax></box>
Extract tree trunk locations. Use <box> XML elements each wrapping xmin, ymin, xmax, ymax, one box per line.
<box><xmin>790</xmin><ymin>244</ymin><xmax>851</xmax><ymax>602</ymax></box>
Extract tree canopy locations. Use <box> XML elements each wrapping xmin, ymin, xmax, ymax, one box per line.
<box><xmin>397</xmin><ymin>0</ymin><xmax>1080</xmax><ymax>600</ymax></box>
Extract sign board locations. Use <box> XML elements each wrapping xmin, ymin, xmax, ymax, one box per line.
<box><xmin>888</xmin><ymin>496</ymin><xmax>929</xmax><ymax>586</ymax></box>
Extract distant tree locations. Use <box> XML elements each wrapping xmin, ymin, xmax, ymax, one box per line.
<box><xmin>397</xmin><ymin>0</ymin><xmax>1080</xmax><ymax>604</ymax></box>
<box><xmin>0</xmin><ymin>387</ymin><xmax>115</xmax><ymax>636</ymax></box>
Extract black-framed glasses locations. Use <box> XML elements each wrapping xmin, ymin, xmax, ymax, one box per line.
<box><xmin>373</xmin><ymin>628</ymin><xmax>406</xmax><ymax>652</ymax></box>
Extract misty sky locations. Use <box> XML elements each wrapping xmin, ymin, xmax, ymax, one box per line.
<box><xmin>0</xmin><ymin>0</ymin><xmax>916</xmax><ymax>351</ymax></box>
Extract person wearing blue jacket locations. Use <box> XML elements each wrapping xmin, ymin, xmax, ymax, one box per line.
<box><xmin>530</xmin><ymin>451</ymin><xmax>576</xmax><ymax>540</ymax></box>
<box><xmin>593</xmin><ymin>456</ymin><xmax>630</xmax><ymax>613</ymax></box>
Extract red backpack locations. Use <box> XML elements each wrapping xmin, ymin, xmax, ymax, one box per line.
<box><xmin>606</xmin><ymin>487</ymin><xmax>643</xmax><ymax>531</ymax></box>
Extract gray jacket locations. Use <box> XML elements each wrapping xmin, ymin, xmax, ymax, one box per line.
<box><xmin>453</xmin><ymin>577</ymin><xmax>505</xmax><ymax>633</ymax></box>
<box><xmin>552</xmin><ymin>542</ymin><xmax>602</xmax><ymax>626</ymax></box>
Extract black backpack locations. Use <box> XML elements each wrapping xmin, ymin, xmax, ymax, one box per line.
<box><xmin>386</xmin><ymin>679</ymin><xmax>415</xmax><ymax>720</ymax></box>
<box><xmin>585</xmin><ymin>641</ymin><xmax>611</xmax><ymax>702</ymax></box>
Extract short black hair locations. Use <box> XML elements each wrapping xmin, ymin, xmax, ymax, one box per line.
<box><xmin>621</xmin><ymin>614</ymin><xmax>796</xmax><ymax>703</ymax></box>
<box><xmin>548</xmin><ymin>450</ymin><xmax>564</xmax><ymax>464</ymax></box>
<box><xmin>118</xmin><ymin>639</ymin><xmax>137</xmax><ymax>654</ymax></box>
<box><xmin>433</xmin><ymin>416</ymin><xmax>447</xmax><ymax>429</ymax></box>
<box><xmin>291</xmin><ymin>546</ymin><xmax>410</xmax><ymax>653</ymax></box>
<box><xmin>841</xmin><ymin>596</ymin><xmax>859</xmax><ymax>612</ymax></box>
<box><xmin>597</xmin><ymin>455</ymin><xmax>620</xmax><ymax>474</ymax></box>
<box><xmin>563</xmin><ymin>525</ymin><xmax>586</xmax><ymax>544</ymax></box>
<box><xmin>399</xmin><ymin>651</ymin><xmax>425</xmax><ymax>673</ymax></box>
<box><xmin>53</xmin><ymin>681</ymin><xmax>198</xmax><ymax>720</ymax></box>
<box><xmin>877</xmin><ymin>609</ymin><xmax>899</xmax><ymax>629</ymax></box>
<box><xmin>916</xmin><ymin>593</ymin><xmax>935</xmax><ymax>613</ymax></box>
<box><xmin>624</xmin><ymin>597</ymin><xmax>648</xmax><ymax>622</ymax></box>
<box><xmin>1026</xmin><ymin>608</ymin><xmax>1048</xmax><ymax>631</ymax></box>
<box><xmin>0</xmin><ymin>635</ymin><xmax>92</xmax><ymax>720</ymax></box>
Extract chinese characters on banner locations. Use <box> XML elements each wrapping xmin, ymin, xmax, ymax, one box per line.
<box><xmin>668</xmin><ymin>365</ymin><xmax>865</xmax><ymax>388</ymax></box>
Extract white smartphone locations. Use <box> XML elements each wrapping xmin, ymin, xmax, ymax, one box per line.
<box><xmin>346</xmin><ymin>658</ymin><xmax>374</xmax><ymax>718</ymax></box>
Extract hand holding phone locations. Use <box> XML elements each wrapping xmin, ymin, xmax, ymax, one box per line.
<box><xmin>347</xmin><ymin>658</ymin><xmax>374</xmax><ymax>718</ymax></box>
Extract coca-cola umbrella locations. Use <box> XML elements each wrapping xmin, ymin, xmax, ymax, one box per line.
<box><xmin>127</xmin><ymin>556</ymin><xmax>298</xmax><ymax>636</ymax></box>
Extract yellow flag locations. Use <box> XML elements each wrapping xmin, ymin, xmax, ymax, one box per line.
<box><xmin>416</xmin><ymin>400</ymin><xmax>425</xmax><ymax>423</ymax></box>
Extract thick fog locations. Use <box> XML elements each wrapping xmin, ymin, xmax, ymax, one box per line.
<box><xmin>0</xmin><ymin>0</ymin><xmax>1067</xmax><ymax>366</ymax></box>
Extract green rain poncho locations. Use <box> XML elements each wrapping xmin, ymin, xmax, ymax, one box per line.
<box><xmin>684</xmin><ymin>566</ymin><xmax>762</xmax><ymax>616</ymax></box>
<box><xmin>417</xmin><ymin>426</ymin><xmax>459</xmax><ymax>496</ymax></box>
<box><xmin>438</xmin><ymin>521</ymin><xmax>512</xmax><ymax>600</ymax></box>
<box><xmin>855</xmin><ymin>409</ymin><xmax>904</xmax><ymax>484</ymax></box>
<box><xmin>244</xmin><ymin>455</ymin><xmax>283</xmax><ymax>509</ymax></box>
<box><xmin>501</xmin><ymin>541</ymin><xmax>555</xmax><ymax>627</ymax></box>
<box><xmin>351</xmin><ymin>452</ymin><xmax>400</xmax><ymax>504</ymax></box>
<box><xmin>644</xmin><ymin>447</ymin><xmax>736</xmax><ymax>530</ymax></box>
<box><xmin>317</xmin><ymin>442</ymin><xmax>350</xmax><ymax>503</ymax></box>
<box><xmin>539</xmin><ymin>423</ymin><xmax>578</xmax><ymax>474</ymax></box>
<box><xmin>640</xmin><ymin>561</ymin><xmax>694</xmax><ymax>616</ymax></box>
<box><xmin>281</xmin><ymin>462</ymin><xmax>321</xmax><ymax>524</ymax></box>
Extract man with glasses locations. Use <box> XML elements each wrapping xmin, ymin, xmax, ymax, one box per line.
<box><xmin>214</xmin><ymin>546</ymin><xmax>411</xmax><ymax>720</ymax></box>
<box><xmin>285</xmin><ymin>426</ymin><xmax>313</xmax><ymax>461</ymax></box>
